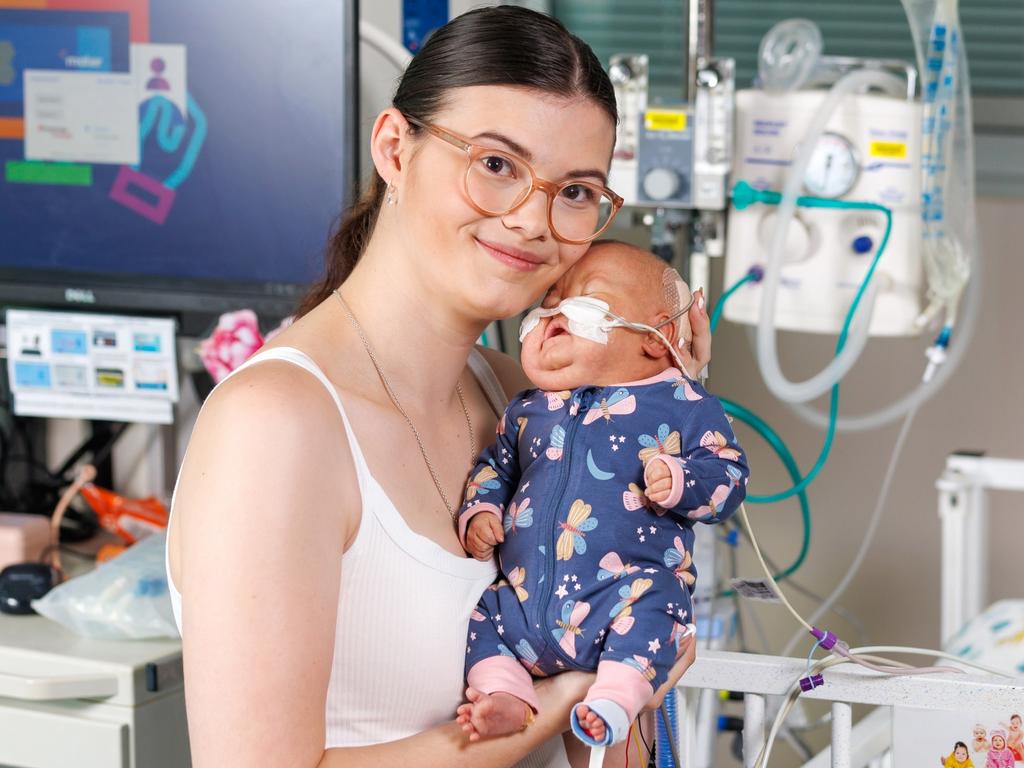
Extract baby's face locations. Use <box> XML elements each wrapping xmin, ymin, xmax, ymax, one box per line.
<box><xmin>520</xmin><ymin>245</ymin><xmax>680</xmax><ymax>390</ymax></box>
<box><xmin>1011</xmin><ymin>717</ymin><xmax>1021</xmax><ymax>731</ymax></box>
<box><xmin>994</xmin><ymin>736</ymin><xmax>1006</xmax><ymax>750</ymax></box>
<box><xmin>955</xmin><ymin>746</ymin><xmax>968</xmax><ymax>761</ymax></box>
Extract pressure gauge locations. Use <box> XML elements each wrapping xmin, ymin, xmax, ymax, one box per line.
<box><xmin>802</xmin><ymin>132</ymin><xmax>860</xmax><ymax>198</ymax></box>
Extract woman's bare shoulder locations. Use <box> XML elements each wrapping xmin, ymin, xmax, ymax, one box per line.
<box><xmin>179</xmin><ymin>357</ymin><xmax>360</xmax><ymax>538</ymax></box>
<box><xmin>475</xmin><ymin>345</ymin><xmax>534</xmax><ymax>398</ymax></box>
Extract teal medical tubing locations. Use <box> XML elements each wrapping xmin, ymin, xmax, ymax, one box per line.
<box><xmin>717</xmin><ymin>396</ymin><xmax>812</xmax><ymax>597</ymax></box>
<box><xmin>714</xmin><ymin>274</ymin><xmax>812</xmax><ymax>595</ymax></box>
<box><xmin>724</xmin><ymin>181</ymin><xmax>893</xmax><ymax>503</ymax></box>
<box><xmin>709</xmin><ymin>270</ymin><xmax>758</xmax><ymax>335</ymax></box>
<box><xmin>710</xmin><ymin>183</ymin><xmax>893</xmax><ymax>593</ymax></box>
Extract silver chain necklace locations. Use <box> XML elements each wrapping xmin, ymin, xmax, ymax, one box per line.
<box><xmin>333</xmin><ymin>289</ymin><xmax>475</xmax><ymax>523</ymax></box>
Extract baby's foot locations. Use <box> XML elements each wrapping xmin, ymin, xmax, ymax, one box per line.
<box><xmin>574</xmin><ymin>704</ymin><xmax>606</xmax><ymax>743</ymax></box>
<box><xmin>455</xmin><ymin>687</ymin><xmax>529</xmax><ymax>741</ymax></box>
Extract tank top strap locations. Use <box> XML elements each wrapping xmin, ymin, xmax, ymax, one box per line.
<box><xmin>226</xmin><ymin>347</ymin><xmax>372</xmax><ymax>482</ymax></box>
<box><xmin>467</xmin><ymin>347</ymin><xmax>509</xmax><ymax>417</ymax></box>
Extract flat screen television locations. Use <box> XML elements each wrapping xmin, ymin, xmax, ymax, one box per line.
<box><xmin>0</xmin><ymin>0</ymin><xmax>359</xmax><ymax>336</ymax></box>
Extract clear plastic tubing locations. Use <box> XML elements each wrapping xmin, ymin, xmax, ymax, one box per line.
<box><xmin>757</xmin><ymin>69</ymin><xmax>906</xmax><ymax>404</ymax></box>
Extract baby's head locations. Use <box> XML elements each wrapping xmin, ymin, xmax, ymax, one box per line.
<box><xmin>992</xmin><ymin>730</ymin><xmax>1007</xmax><ymax>750</ymax></box>
<box><xmin>520</xmin><ymin>240</ymin><xmax>692</xmax><ymax>391</ymax></box>
<box><xmin>954</xmin><ymin>742</ymin><xmax>969</xmax><ymax>762</ymax></box>
<box><xmin>1011</xmin><ymin>714</ymin><xmax>1022</xmax><ymax>731</ymax></box>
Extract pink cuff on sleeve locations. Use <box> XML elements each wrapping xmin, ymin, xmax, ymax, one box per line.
<box><xmin>458</xmin><ymin>502</ymin><xmax>503</xmax><ymax>549</ymax></box>
<box><xmin>467</xmin><ymin>656</ymin><xmax>540</xmax><ymax>712</ymax></box>
<box><xmin>644</xmin><ymin>453</ymin><xmax>686</xmax><ymax>509</ymax></box>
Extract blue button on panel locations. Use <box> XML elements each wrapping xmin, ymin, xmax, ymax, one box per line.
<box><xmin>852</xmin><ymin>236</ymin><xmax>874</xmax><ymax>254</ymax></box>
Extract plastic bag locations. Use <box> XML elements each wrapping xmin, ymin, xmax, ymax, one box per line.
<box><xmin>32</xmin><ymin>531</ymin><xmax>179</xmax><ymax>640</ymax></box>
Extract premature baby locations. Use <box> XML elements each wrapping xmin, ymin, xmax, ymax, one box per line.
<box><xmin>455</xmin><ymin>241</ymin><xmax>749</xmax><ymax>746</ymax></box>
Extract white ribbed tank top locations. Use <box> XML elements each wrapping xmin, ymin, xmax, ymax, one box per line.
<box><xmin>166</xmin><ymin>347</ymin><xmax>569</xmax><ymax>767</ymax></box>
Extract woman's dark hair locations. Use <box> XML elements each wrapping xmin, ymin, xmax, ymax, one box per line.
<box><xmin>296</xmin><ymin>5</ymin><xmax>617</xmax><ymax>317</ymax></box>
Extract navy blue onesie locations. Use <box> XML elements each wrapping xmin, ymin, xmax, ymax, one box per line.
<box><xmin>457</xmin><ymin>367</ymin><xmax>748</xmax><ymax>744</ymax></box>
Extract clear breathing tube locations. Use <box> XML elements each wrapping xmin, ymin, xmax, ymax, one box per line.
<box><xmin>756</xmin><ymin>69</ymin><xmax>907</xmax><ymax>404</ymax></box>
<box><xmin>786</xmin><ymin>0</ymin><xmax>979</xmax><ymax>432</ymax></box>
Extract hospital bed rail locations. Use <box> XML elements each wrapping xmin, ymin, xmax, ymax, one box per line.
<box><xmin>673</xmin><ymin>648</ymin><xmax>1023</xmax><ymax>767</ymax></box>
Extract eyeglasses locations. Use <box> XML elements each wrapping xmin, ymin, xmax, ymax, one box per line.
<box><xmin>404</xmin><ymin>115</ymin><xmax>623</xmax><ymax>245</ymax></box>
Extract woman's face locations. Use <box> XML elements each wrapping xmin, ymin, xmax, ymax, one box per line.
<box><xmin>395</xmin><ymin>85</ymin><xmax>616</xmax><ymax>322</ymax></box>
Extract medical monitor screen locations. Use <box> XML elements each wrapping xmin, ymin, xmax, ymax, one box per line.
<box><xmin>0</xmin><ymin>0</ymin><xmax>357</xmax><ymax>334</ymax></box>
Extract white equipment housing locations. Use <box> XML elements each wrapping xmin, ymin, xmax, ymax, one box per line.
<box><xmin>724</xmin><ymin>89</ymin><xmax>923</xmax><ymax>336</ymax></box>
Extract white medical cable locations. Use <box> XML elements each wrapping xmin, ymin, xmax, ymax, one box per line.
<box><xmin>753</xmin><ymin>646</ymin><xmax>1019</xmax><ymax>768</ymax></box>
<box><xmin>846</xmin><ymin>645</ymin><xmax>1019</xmax><ymax>679</ymax></box>
<box><xmin>738</xmin><ymin>505</ymin><xmax>813</xmax><ymax>633</ymax></box>
<box><xmin>756</xmin><ymin>69</ymin><xmax>906</xmax><ymax>404</ymax></box>
<box><xmin>780</xmin><ymin>400</ymin><xmax>919</xmax><ymax>658</ymax></box>
<box><xmin>587</xmin><ymin>745</ymin><xmax>605</xmax><ymax>768</ymax></box>
<box><xmin>739</xmin><ymin>492</ymin><xmax>993</xmax><ymax>673</ymax></box>
<box><xmin>737</xmin><ymin>524</ymin><xmax>869</xmax><ymax>646</ymax></box>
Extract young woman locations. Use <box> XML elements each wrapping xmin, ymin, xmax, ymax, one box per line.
<box><xmin>167</xmin><ymin>7</ymin><xmax>711</xmax><ymax>767</ymax></box>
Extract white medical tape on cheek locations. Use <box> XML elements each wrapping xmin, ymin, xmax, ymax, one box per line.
<box><xmin>565</xmin><ymin>317</ymin><xmax>609</xmax><ymax>344</ymax></box>
<box><xmin>519</xmin><ymin>297</ymin><xmax>616</xmax><ymax>345</ymax></box>
<box><xmin>560</xmin><ymin>297</ymin><xmax>614</xmax><ymax>345</ymax></box>
<box><xmin>519</xmin><ymin>305</ymin><xmax>559</xmax><ymax>342</ymax></box>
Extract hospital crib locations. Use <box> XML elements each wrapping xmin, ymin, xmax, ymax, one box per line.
<box><xmin>669</xmin><ymin>453</ymin><xmax>1024</xmax><ymax>767</ymax></box>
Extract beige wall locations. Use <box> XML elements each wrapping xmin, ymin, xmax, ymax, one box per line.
<box><xmin>712</xmin><ymin>195</ymin><xmax>1023</xmax><ymax>651</ymax></box>
<box><xmin>706</xmin><ymin>195</ymin><xmax>1024</xmax><ymax>763</ymax></box>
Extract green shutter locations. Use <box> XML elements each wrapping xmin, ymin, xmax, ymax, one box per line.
<box><xmin>554</xmin><ymin>0</ymin><xmax>1023</xmax><ymax>97</ymax></box>
<box><xmin>553</xmin><ymin>0</ymin><xmax>1024</xmax><ymax>195</ymax></box>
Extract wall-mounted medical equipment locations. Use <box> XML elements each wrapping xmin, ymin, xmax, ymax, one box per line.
<box><xmin>609</xmin><ymin>55</ymin><xmax>733</xmax><ymax>212</ymax></box>
<box><xmin>723</xmin><ymin>80</ymin><xmax>923</xmax><ymax>336</ymax></box>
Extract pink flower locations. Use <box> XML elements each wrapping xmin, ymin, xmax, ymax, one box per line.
<box><xmin>198</xmin><ymin>309</ymin><xmax>264</xmax><ymax>383</ymax></box>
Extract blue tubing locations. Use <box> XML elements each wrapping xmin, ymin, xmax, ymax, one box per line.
<box><xmin>656</xmin><ymin>689</ymin><xmax>679</xmax><ymax>768</ymax></box>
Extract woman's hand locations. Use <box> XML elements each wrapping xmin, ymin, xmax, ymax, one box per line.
<box><xmin>642</xmin><ymin>633</ymin><xmax>697</xmax><ymax>712</ymax></box>
<box><xmin>679</xmin><ymin>288</ymin><xmax>711</xmax><ymax>376</ymax></box>
<box><xmin>535</xmin><ymin>669</ymin><xmax>595</xmax><ymax>709</ymax></box>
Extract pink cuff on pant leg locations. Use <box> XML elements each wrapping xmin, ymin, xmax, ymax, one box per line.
<box><xmin>584</xmin><ymin>659</ymin><xmax>655</xmax><ymax>723</ymax></box>
<box><xmin>644</xmin><ymin>453</ymin><xmax>686</xmax><ymax>509</ymax></box>
<box><xmin>467</xmin><ymin>655</ymin><xmax>540</xmax><ymax>712</ymax></box>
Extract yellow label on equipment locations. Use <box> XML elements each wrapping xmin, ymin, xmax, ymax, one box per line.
<box><xmin>869</xmin><ymin>140</ymin><xmax>907</xmax><ymax>159</ymax></box>
<box><xmin>645</xmin><ymin>110</ymin><xmax>688</xmax><ymax>132</ymax></box>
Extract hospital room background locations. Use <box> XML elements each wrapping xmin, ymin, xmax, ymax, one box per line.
<box><xmin>0</xmin><ymin>0</ymin><xmax>1022</xmax><ymax>766</ymax></box>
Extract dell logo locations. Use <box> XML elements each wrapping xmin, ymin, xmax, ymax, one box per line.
<box><xmin>65</xmin><ymin>288</ymin><xmax>96</xmax><ymax>304</ymax></box>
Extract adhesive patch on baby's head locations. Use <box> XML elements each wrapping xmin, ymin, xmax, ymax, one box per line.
<box><xmin>584</xmin><ymin>240</ymin><xmax>693</xmax><ymax>347</ymax></box>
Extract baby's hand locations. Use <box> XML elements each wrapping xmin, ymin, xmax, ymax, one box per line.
<box><xmin>466</xmin><ymin>513</ymin><xmax>504</xmax><ymax>561</ymax></box>
<box><xmin>644</xmin><ymin>460</ymin><xmax>673</xmax><ymax>505</ymax></box>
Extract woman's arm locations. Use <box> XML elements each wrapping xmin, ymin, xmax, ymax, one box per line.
<box><xmin>319</xmin><ymin>671</ymin><xmax>594</xmax><ymax>768</ymax></box>
<box><xmin>177</xmin><ymin>364</ymin><xmax>357</xmax><ymax>767</ymax></box>
<box><xmin>176</xmin><ymin>362</ymin><xmax>597</xmax><ymax>768</ymax></box>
